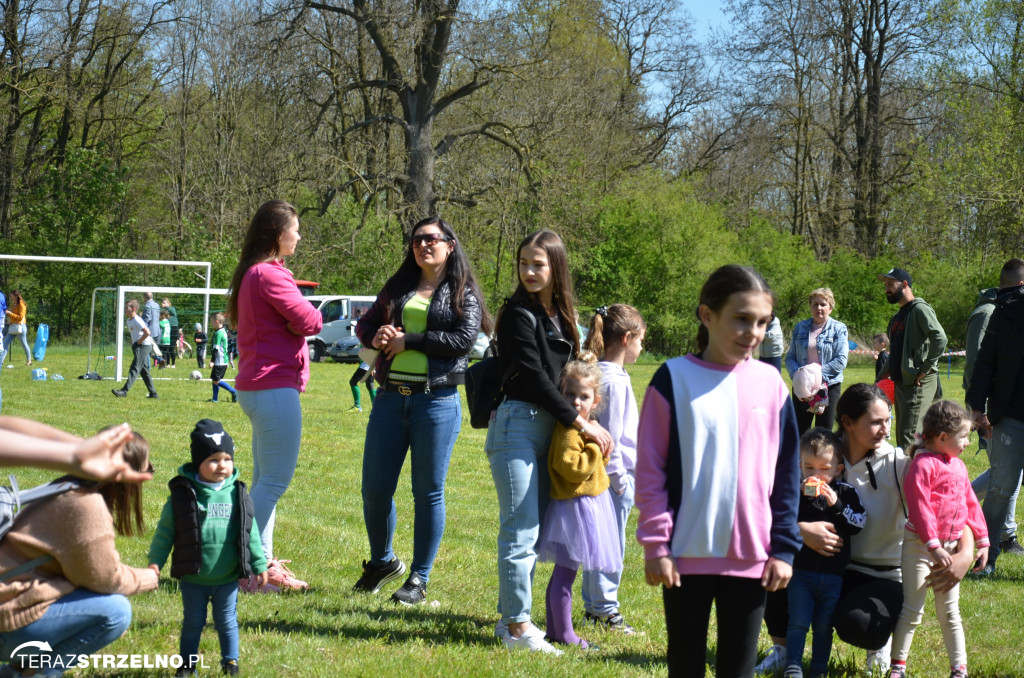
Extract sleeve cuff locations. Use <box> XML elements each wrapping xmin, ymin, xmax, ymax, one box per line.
<box><xmin>925</xmin><ymin>539</ymin><xmax>941</xmax><ymax>550</ymax></box>
<box><xmin>643</xmin><ymin>543</ymin><xmax>672</xmax><ymax>560</ymax></box>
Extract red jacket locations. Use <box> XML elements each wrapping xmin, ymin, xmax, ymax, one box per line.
<box><xmin>904</xmin><ymin>450</ymin><xmax>989</xmax><ymax>550</ymax></box>
<box><xmin>235</xmin><ymin>260</ymin><xmax>322</xmax><ymax>392</ymax></box>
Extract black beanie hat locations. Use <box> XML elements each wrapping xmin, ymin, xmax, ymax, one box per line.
<box><xmin>190</xmin><ymin>419</ymin><xmax>234</xmax><ymax>468</ymax></box>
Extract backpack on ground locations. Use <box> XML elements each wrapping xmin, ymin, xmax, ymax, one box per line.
<box><xmin>0</xmin><ymin>476</ymin><xmax>82</xmax><ymax>582</ymax></box>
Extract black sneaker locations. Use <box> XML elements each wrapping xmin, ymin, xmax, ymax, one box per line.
<box><xmin>353</xmin><ymin>558</ymin><xmax>405</xmax><ymax>594</ymax></box>
<box><xmin>111</xmin><ymin>389</ymin><xmax>127</xmax><ymax>397</ymax></box>
<box><xmin>147</xmin><ymin>392</ymin><xmax>159</xmax><ymax>398</ymax></box>
<box><xmin>232</xmin><ymin>392</ymin><xmax>238</xmax><ymax>403</ymax></box>
<box><xmin>222</xmin><ymin>660</ymin><xmax>239</xmax><ymax>675</ymax></box>
<box><xmin>391</xmin><ymin>573</ymin><xmax>427</xmax><ymax>605</ymax></box>
<box><xmin>583</xmin><ymin>610</ymin><xmax>637</xmax><ymax>634</ymax></box>
<box><xmin>174</xmin><ymin>667</ymin><xmax>196</xmax><ymax>677</ymax></box>
<box><xmin>1000</xmin><ymin>536</ymin><xmax>1024</xmax><ymax>555</ymax></box>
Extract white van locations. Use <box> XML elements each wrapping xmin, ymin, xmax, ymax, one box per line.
<box><xmin>306</xmin><ymin>295</ymin><xmax>376</xmax><ymax>362</ymax></box>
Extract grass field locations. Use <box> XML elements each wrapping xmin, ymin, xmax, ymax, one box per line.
<box><xmin>1</xmin><ymin>347</ymin><xmax>1022</xmax><ymax>677</ymax></box>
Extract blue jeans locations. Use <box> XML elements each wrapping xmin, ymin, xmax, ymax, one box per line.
<box><xmin>972</xmin><ymin>435</ymin><xmax>1020</xmax><ymax>542</ymax></box>
<box><xmin>361</xmin><ymin>386</ymin><xmax>461</xmax><ymax>582</ymax></box>
<box><xmin>784</xmin><ymin>570</ymin><xmax>843</xmax><ymax>677</ymax></box>
<box><xmin>485</xmin><ymin>399</ymin><xmax>556</xmax><ymax>625</ymax></box>
<box><xmin>2</xmin><ymin>329</ymin><xmax>30</xmax><ymax>364</ymax></box>
<box><xmin>581</xmin><ymin>475</ymin><xmax>634</xmax><ymax>617</ymax></box>
<box><xmin>179</xmin><ymin>580</ymin><xmax>238</xmax><ymax>668</ymax></box>
<box><xmin>0</xmin><ymin>589</ymin><xmax>132</xmax><ymax>675</ymax></box>
<box><xmin>237</xmin><ymin>387</ymin><xmax>303</xmax><ymax>561</ymax></box>
<box><xmin>983</xmin><ymin>416</ymin><xmax>1024</xmax><ymax>565</ymax></box>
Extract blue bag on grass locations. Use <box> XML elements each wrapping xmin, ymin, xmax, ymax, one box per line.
<box><xmin>33</xmin><ymin>323</ymin><xmax>49</xmax><ymax>362</ymax></box>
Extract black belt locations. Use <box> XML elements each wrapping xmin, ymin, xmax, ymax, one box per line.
<box><xmin>382</xmin><ymin>380</ymin><xmax>427</xmax><ymax>395</ymax></box>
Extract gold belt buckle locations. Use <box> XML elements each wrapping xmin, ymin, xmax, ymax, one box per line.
<box><xmin>398</xmin><ymin>385</ymin><xmax>412</xmax><ymax>396</ymax></box>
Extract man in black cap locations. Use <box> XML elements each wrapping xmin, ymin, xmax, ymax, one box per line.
<box><xmin>877</xmin><ymin>267</ymin><xmax>947</xmax><ymax>448</ymax></box>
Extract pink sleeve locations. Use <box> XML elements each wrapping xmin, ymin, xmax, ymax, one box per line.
<box><xmin>260</xmin><ymin>266</ymin><xmax>322</xmax><ymax>336</ymax></box>
<box><xmin>635</xmin><ymin>386</ymin><xmax>674</xmax><ymax>560</ymax></box>
<box><xmin>904</xmin><ymin>456</ymin><xmax>940</xmax><ymax>549</ymax></box>
<box><xmin>964</xmin><ymin>474</ymin><xmax>990</xmax><ymax>548</ymax></box>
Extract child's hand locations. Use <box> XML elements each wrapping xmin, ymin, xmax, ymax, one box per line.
<box><xmin>818</xmin><ymin>482</ymin><xmax>837</xmax><ymax>507</ymax></box>
<box><xmin>256</xmin><ymin>570</ymin><xmax>270</xmax><ymax>587</ymax></box>
<box><xmin>930</xmin><ymin>546</ymin><xmax>953</xmax><ymax>569</ymax></box>
<box><xmin>761</xmin><ymin>557</ymin><xmax>792</xmax><ymax>592</ymax></box>
<box><xmin>644</xmin><ymin>556</ymin><xmax>680</xmax><ymax>588</ymax></box>
<box><xmin>973</xmin><ymin>546</ymin><xmax>989</xmax><ymax>572</ymax></box>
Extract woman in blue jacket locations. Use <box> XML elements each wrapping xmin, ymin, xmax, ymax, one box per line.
<box><xmin>786</xmin><ymin>287</ymin><xmax>849</xmax><ymax>433</ymax></box>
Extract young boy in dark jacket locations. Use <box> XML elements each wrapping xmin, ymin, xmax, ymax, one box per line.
<box><xmin>148</xmin><ymin>419</ymin><xmax>269</xmax><ymax>676</ymax></box>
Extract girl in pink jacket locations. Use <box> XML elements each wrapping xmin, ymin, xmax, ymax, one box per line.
<box><xmin>889</xmin><ymin>400</ymin><xmax>989</xmax><ymax>678</ymax></box>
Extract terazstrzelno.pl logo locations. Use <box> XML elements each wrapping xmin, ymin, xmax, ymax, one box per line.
<box><xmin>9</xmin><ymin>642</ymin><xmax>209</xmax><ymax>672</ymax></box>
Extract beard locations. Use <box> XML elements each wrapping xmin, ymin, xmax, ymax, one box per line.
<box><xmin>885</xmin><ymin>290</ymin><xmax>902</xmax><ymax>304</ymax></box>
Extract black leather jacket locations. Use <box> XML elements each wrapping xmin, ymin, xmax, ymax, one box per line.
<box><xmin>497</xmin><ymin>302</ymin><xmax>578</xmax><ymax>427</ymax></box>
<box><xmin>967</xmin><ymin>285</ymin><xmax>1024</xmax><ymax>425</ymax></box>
<box><xmin>356</xmin><ymin>277</ymin><xmax>481</xmax><ymax>390</ymax></box>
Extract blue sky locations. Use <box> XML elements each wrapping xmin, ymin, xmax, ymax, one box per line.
<box><xmin>687</xmin><ymin>0</ymin><xmax>726</xmax><ymax>37</ymax></box>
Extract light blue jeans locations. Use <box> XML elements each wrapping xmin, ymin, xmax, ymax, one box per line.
<box><xmin>0</xmin><ymin>589</ymin><xmax>132</xmax><ymax>675</ymax></box>
<box><xmin>581</xmin><ymin>474</ymin><xmax>634</xmax><ymax>617</ymax></box>
<box><xmin>971</xmin><ymin>436</ymin><xmax>1019</xmax><ymax>542</ymax></box>
<box><xmin>485</xmin><ymin>399</ymin><xmax>556</xmax><ymax>625</ymax></box>
<box><xmin>179</xmin><ymin>580</ymin><xmax>238</xmax><ymax>668</ymax></box>
<box><xmin>983</xmin><ymin>416</ymin><xmax>1024</xmax><ymax>565</ymax></box>
<box><xmin>2</xmin><ymin>329</ymin><xmax>30</xmax><ymax>364</ymax></box>
<box><xmin>361</xmin><ymin>387</ymin><xmax>461</xmax><ymax>582</ymax></box>
<box><xmin>237</xmin><ymin>387</ymin><xmax>303</xmax><ymax>561</ymax></box>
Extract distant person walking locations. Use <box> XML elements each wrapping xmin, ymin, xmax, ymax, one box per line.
<box><xmin>3</xmin><ymin>290</ymin><xmax>31</xmax><ymax>366</ymax></box>
<box><xmin>142</xmin><ymin>292</ymin><xmax>162</xmax><ymax>368</ymax></box>
<box><xmin>228</xmin><ymin>200</ymin><xmax>321</xmax><ymax>592</ymax></box>
<box><xmin>876</xmin><ymin>268</ymin><xmax>947</xmax><ymax>449</ymax></box>
<box><xmin>111</xmin><ymin>299</ymin><xmax>158</xmax><ymax>399</ymax></box>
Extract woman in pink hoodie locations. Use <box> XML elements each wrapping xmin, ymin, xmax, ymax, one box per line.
<box><xmin>227</xmin><ymin>201</ymin><xmax>322</xmax><ymax>592</ymax></box>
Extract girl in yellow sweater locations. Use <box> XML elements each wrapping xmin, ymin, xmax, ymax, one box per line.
<box><xmin>537</xmin><ymin>354</ymin><xmax>618</xmax><ymax>648</ymax></box>
<box><xmin>3</xmin><ymin>290</ymin><xmax>31</xmax><ymax>366</ymax></box>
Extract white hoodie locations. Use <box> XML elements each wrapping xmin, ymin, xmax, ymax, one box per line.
<box><xmin>842</xmin><ymin>441</ymin><xmax>909</xmax><ymax>582</ymax></box>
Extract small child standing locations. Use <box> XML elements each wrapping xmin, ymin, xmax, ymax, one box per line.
<box><xmin>784</xmin><ymin>428</ymin><xmax>866</xmax><ymax>678</ymax></box>
<box><xmin>209</xmin><ymin>313</ymin><xmax>237</xmax><ymax>403</ymax></box>
<box><xmin>872</xmin><ymin>332</ymin><xmax>890</xmax><ymax>381</ymax></box>
<box><xmin>888</xmin><ymin>401</ymin><xmax>989</xmax><ymax>678</ymax></box>
<box><xmin>580</xmin><ymin>304</ymin><xmax>646</xmax><ymax>633</ymax></box>
<box><xmin>537</xmin><ymin>355</ymin><xmax>620</xmax><ymax>649</ymax></box>
<box><xmin>159</xmin><ymin>311</ymin><xmax>172</xmax><ymax>369</ymax></box>
<box><xmin>194</xmin><ymin>322</ymin><xmax>208</xmax><ymax>369</ymax></box>
<box><xmin>148</xmin><ymin>419</ymin><xmax>270</xmax><ymax>676</ymax></box>
<box><xmin>635</xmin><ymin>265</ymin><xmax>801</xmax><ymax>677</ymax></box>
<box><xmin>347</xmin><ymin>359</ymin><xmax>376</xmax><ymax>413</ymax></box>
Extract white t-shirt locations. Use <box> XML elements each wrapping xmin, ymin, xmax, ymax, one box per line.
<box><xmin>127</xmin><ymin>315</ymin><xmax>153</xmax><ymax>345</ymax></box>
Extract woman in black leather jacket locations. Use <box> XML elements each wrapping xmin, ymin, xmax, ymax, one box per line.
<box><xmin>353</xmin><ymin>216</ymin><xmax>488</xmax><ymax>605</ymax></box>
<box><xmin>487</xmin><ymin>230</ymin><xmax>613</xmax><ymax>653</ymax></box>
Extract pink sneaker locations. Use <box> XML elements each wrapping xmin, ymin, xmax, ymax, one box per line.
<box><xmin>238</xmin><ymin>575</ymin><xmax>280</xmax><ymax>594</ymax></box>
<box><xmin>266</xmin><ymin>559</ymin><xmax>309</xmax><ymax>591</ymax></box>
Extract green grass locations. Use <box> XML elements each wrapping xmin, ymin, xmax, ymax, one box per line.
<box><xmin>1</xmin><ymin>348</ymin><xmax>1022</xmax><ymax>676</ymax></box>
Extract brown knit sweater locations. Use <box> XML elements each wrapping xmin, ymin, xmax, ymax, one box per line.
<box><xmin>0</xmin><ymin>490</ymin><xmax>149</xmax><ymax>631</ymax></box>
<box><xmin>547</xmin><ymin>423</ymin><xmax>610</xmax><ymax>500</ymax></box>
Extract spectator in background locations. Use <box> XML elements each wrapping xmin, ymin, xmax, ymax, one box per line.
<box><xmin>142</xmin><ymin>292</ymin><xmax>162</xmax><ymax>368</ymax></box>
<box><xmin>964</xmin><ymin>278</ymin><xmax>1022</xmax><ymax>556</ymax></box>
<box><xmin>111</xmin><ymin>300</ymin><xmax>158</xmax><ymax>400</ymax></box>
<box><xmin>3</xmin><ymin>290</ymin><xmax>31</xmax><ymax>367</ymax></box>
<box><xmin>786</xmin><ymin>288</ymin><xmax>849</xmax><ymax>433</ymax></box>
<box><xmin>876</xmin><ymin>268</ymin><xmax>947</xmax><ymax>449</ymax></box>
<box><xmin>873</xmin><ymin>333</ymin><xmax>890</xmax><ymax>382</ymax></box>
<box><xmin>759</xmin><ymin>314</ymin><xmax>784</xmax><ymax>372</ymax></box>
<box><xmin>161</xmin><ymin>298</ymin><xmax>179</xmax><ymax>369</ymax></box>
<box><xmin>966</xmin><ymin>258</ymin><xmax>1024</xmax><ymax>575</ymax></box>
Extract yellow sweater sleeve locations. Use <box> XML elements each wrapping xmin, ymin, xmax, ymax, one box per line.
<box><xmin>5</xmin><ymin>300</ymin><xmax>26</xmax><ymax>325</ymax></box>
<box><xmin>547</xmin><ymin>424</ymin><xmax>610</xmax><ymax>499</ymax></box>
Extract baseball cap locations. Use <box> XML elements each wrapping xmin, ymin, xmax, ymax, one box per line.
<box><xmin>877</xmin><ymin>268</ymin><xmax>912</xmax><ymax>286</ymax></box>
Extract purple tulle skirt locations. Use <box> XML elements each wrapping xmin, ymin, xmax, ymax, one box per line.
<box><xmin>537</xmin><ymin>491</ymin><xmax>620</xmax><ymax>573</ymax></box>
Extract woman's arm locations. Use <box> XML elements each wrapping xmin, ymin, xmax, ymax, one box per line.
<box><xmin>257</xmin><ymin>265</ymin><xmax>322</xmax><ymax>336</ymax></box>
<box><xmin>820</xmin><ymin>321</ymin><xmax>849</xmax><ymax>383</ymax></box>
<box><xmin>926</xmin><ymin>526</ymin><xmax>977</xmax><ymax>593</ymax></box>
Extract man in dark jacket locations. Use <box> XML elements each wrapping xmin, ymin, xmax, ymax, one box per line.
<box><xmin>966</xmin><ymin>258</ymin><xmax>1024</xmax><ymax>574</ymax></box>
<box><xmin>877</xmin><ymin>268</ymin><xmax>947</xmax><ymax>449</ymax></box>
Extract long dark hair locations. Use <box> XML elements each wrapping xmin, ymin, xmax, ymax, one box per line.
<box><xmin>227</xmin><ymin>200</ymin><xmax>298</xmax><ymax>323</ymax></box>
<box><xmin>835</xmin><ymin>383</ymin><xmax>889</xmax><ymax>456</ymax></box>
<box><xmin>10</xmin><ymin>289</ymin><xmax>22</xmax><ymax>307</ymax></box>
<box><xmin>695</xmin><ymin>265</ymin><xmax>775</xmax><ymax>352</ymax></box>
<box><xmin>499</xmin><ymin>230</ymin><xmax>580</xmax><ymax>354</ymax></box>
<box><xmin>65</xmin><ymin>428</ymin><xmax>151</xmax><ymax>537</ymax></box>
<box><xmin>380</xmin><ymin>216</ymin><xmax>492</xmax><ymax>332</ymax></box>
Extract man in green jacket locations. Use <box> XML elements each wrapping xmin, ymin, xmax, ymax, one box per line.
<box><xmin>877</xmin><ymin>268</ymin><xmax>948</xmax><ymax>449</ymax></box>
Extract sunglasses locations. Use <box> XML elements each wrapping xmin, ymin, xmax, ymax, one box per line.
<box><xmin>411</xmin><ymin>233</ymin><xmax>450</xmax><ymax>249</ymax></box>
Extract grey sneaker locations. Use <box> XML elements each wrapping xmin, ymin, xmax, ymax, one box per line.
<box><xmin>353</xmin><ymin>558</ymin><xmax>405</xmax><ymax>594</ymax></box>
<box><xmin>754</xmin><ymin>644</ymin><xmax>787</xmax><ymax>675</ymax></box>
<box><xmin>1000</xmin><ymin>536</ymin><xmax>1024</xmax><ymax>555</ymax></box>
<box><xmin>583</xmin><ymin>610</ymin><xmax>637</xmax><ymax>634</ymax></box>
<box><xmin>391</xmin><ymin>573</ymin><xmax>427</xmax><ymax>605</ymax></box>
<box><xmin>111</xmin><ymin>389</ymin><xmax>127</xmax><ymax>397</ymax></box>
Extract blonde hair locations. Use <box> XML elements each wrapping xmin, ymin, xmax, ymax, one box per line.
<box><xmin>560</xmin><ymin>351</ymin><xmax>603</xmax><ymax>419</ymax></box>
<box><xmin>908</xmin><ymin>400</ymin><xmax>972</xmax><ymax>458</ymax></box>
<box><xmin>809</xmin><ymin>287</ymin><xmax>836</xmax><ymax>311</ymax></box>
<box><xmin>584</xmin><ymin>304</ymin><xmax>646</xmax><ymax>359</ymax></box>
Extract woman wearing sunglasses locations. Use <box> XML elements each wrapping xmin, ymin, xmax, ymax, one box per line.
<box><xmin>353</xmin><ymin>216</ymin><xmax>489</xmax><ymax>605</ymax></box>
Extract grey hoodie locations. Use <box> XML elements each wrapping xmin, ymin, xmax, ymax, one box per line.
<box><xmin>964</xmin><ymin>287</ymin><xmax>998</xmax><ymax>391</ymax></box>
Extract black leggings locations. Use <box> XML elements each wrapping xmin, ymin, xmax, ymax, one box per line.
<box><xmin>793</xmin><ymin>382</ymin><xmax>842</xmax><ymax>434</ymax></box>
<box><xmin>663</xmin><ymin>575</ymin><xmax>766</xmax><ymax>678</ymax></box>
<box><xmin>763</xmin><ymin>569</ymin><xmax>902</xmax><ymax>651</ymax></box>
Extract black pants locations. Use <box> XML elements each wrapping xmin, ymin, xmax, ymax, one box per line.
<box><xmin>168</xmin><ymin>326</ymin><xmax>179</xmax><ymax>366</ymax></box>
<box><xmin>793</xmin><ymin>382</ymin><xmax>842</xmax><ymax>435</ymax></box>
<box><xmin>763</xmin><ymin>569</ymin><xmax>901</xmax><ymax>652</ymax></box>
<box><xmin>663</xmin><ymin>575</ymin><xmax>766</xmax><ymax>678</ymax></box>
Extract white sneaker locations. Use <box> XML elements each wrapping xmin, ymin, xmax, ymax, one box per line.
<box><xmin>498</xmin><ymin>623</ymin><xmax>564</xmax><ymax>656</ymax></box>
<box><xmin>754</xmin><ymin>644</ymin><xmax>787</xmax><ymax>675</ymax></box>
<box><xmin>865</xmin><ymin>636</ymin><xmax>892</xmax><ymax>675</ymax></box>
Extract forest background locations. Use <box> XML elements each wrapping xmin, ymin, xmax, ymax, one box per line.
<box><xmin>1</xmin><ymin>0</ymin><xmax>1022</xmax><ymax>355</ymax></box>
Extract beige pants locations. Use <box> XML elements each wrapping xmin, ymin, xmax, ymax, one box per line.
<box><xmin>891</xmin><ymin>533</ymin><xmax>966</xmax><ymax>668</ymax></box>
